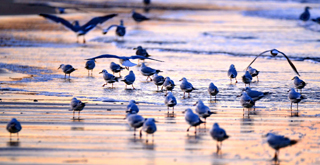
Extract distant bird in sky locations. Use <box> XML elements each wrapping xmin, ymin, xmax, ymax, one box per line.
<box><xmin>39</xmin><ymin>13</ymin><xmax>117</xmax><ymax>43</ymax></box>
<box><xmin>58</xmin><ymin>64</ymin><xmax>76</xmax><ymax>79</ymax></box>
<box><xmin>7</xmin><ymin>118</ymin><xmax>22</xmax><ymax>140</ymax></box>
<box><xmin>85</xmin><ymin>59</ymin><xmax>95</xmax><ymax>76</ymax></box>
<box><xmin>103</xmin><ymin>20</ymin><xmax>126</xmax><ymax>40</ymax></box>
<box><xmin>86</xmin><ymin>54</ymin><xmax>163</xmax><ymax>69</ymax></box>
<box><xmin>264</xmin><ymin>133</ymin><xmax>298</xmax><ymax>161</ymax></box>
<box><xmin>299</xmin><ymin>6</ymin><xmax>311</xmax><ymax>22</ymax></box>
<box><xmin>132</xmin><ymin>10</ymin><xmax>150</xmax><ymax>23</ymax></box>
<box><xmin>245</xmin><ymin>49</ymin><xmax>300</xmax><ymax>76</ymax></box>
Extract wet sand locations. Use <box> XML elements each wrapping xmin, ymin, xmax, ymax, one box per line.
<box><xmin>1</xmin><ymin>0</ymin><xmax>320</xmax><ymax>164</ymax></box>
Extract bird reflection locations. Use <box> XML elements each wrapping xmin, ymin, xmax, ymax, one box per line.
<box><xmin>164</xmin><ymin>112</ymin><xmax>176</xmax><ymax>118</ymax></box>
<box><xmin>7</xmin><ymin>141</ymin><xmax>20</xmax><ymax>147</ymax></box>
<box><xmin>240</xmin><ymin>117</ymin><xmax>254</xmax><ymax>133</ymax></box>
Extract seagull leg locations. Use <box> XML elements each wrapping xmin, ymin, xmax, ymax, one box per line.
<box><xmin>139</xmin><ymin>129</ymin><xmax>142</xmax><ymax>138</ymax></box>
<box><xmin>161</xmin><ymin>86</ymin><xmax>163</xmax><ymax>91</ymax></box>
<box><xmin>187</xmin><ymin>126</ymin><xmax>191</xmax><ymax>132</ymax></box>
<box><xmin>157</xmin><ymin>86</ymin><xmax>158</xmax><ymax>91</ymax></box>
<box><xmin>243</xmin><ymin>108</ymin><xmax>244</xmax><ymax>117</ymax></box>
<box><xmin>183</xmin><ymin>92</ymin><xmax>185</xmax><ymax>98</ymax></box>
<box><xmin>64</xmin><ymin>74</ymin><xmax>66</xmax><ymax>79</ymax></box>
<box><xmin>297</xmin><ymin>103</ymin><xmax>299</xmax><ymax>112</ymax></box>
<box><xmin>76</xmin><ymin>36</ymin><xmax>79</xmax><ymax>43</ymax></box>
<box><xmin>167</xmin><ymin>106</ymin><xmax>169</xmax><ymax>114</ymax></box>
<box><xmin>146</xmin><ymin>76</ymin><xmax>149</xmax><ymax>81</ymax></box>
<box><xmin>83</xmin><ymin>36</ymin><xmax>86</xmax><ymax>44</ymax></box>
<box><xmin>230</xmin><ymin>78</ymin><xmax>232</xmax><ymax>84</ymax></box>
<box><xmin>134</xmin><ymin>128</ymin><xmax>136</xmax><ymax>136</ymax></box>
<box><xmin>119</xmin><ymin>72</ymin><xmax>121</xmax><ymax>77</ymax></box>
<box><xmin>194</xmin><ymin>126</ymin><xmax>197</xmax><ymax>134</ymax></box>
<box><xmin>188</xmin><ymin>93</ymin><xmax>190</xmax><ymax>98</ymax></box>
<box><xmin>152</xmin><ymin>134</ymin><xmax>154</xmax><ymax>143</ymax></box>
<box><xmin>146</xmin><ymin>134</ymin><xmax>148</xmax><ymax>143</ymax></box>
<box><xmin>235</xmin><ymin>78</ymin><xmax>238</xmax><ymax>83</ymax></box>
<box><xmin>291</xmin><ymin>102</ymin><xmax>292</xmax><ymax>112</ymax></box>
<box><xmin>257</xmin><ymin>76</ymin><xmax>259</xmax><ymax>82</ymax></box>
<box><xmin>17</xmin><ymin>133</ymin><xmax>19</xmax><ymax>140</ymax></box>
<box><xmin>132</xmin><ymin>85</ymin><xmax>135</xmax><ymax>89</ymax></box>
<box><xmin>215</xmin><ymin>96</ymin><xmax>217</xmax><ymax>102</ymax></box>
<box><xmin>73</xmin><ymin>110</ymin><xmax>75</xmax><ymax>119</ymax></box>
<box><xmin>78</xmin><ymin>111</ymin><xmax>80</xmax><ymax>119</ymax></box>
<box><xmin>173</xmin><ymin>107</ymin><xmax>174</xmax><ymax>114</ymax></box>
<box><xmin>112</xmin><ymin>83</ymin><xmax>114</xmax><ymax>88</ymax></box>
<box><xmin>125</xmin><ymin>84</ymin><xmax>127</xmax><ymax>89</ymax></box>
<box><xmin>10</xmin><ymin>133</ymin><xmax>11</xmax><ymax>140</ymax></box>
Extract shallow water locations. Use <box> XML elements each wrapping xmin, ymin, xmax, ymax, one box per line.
<box><xmin>1</xmin><ymin>0</ymin><xmax>320</xmax><ymax>164</ymax></box>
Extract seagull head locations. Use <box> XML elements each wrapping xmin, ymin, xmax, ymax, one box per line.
<box><xmin>99</xmin><ymin>69</ymin><xmax>107</xmax><ymax>74</ymax></box>
<box><xmin>243</xmin><ymin>87</ymin><xmax>251</xmax><ymax>92</ymax></box>
<box><xmin>305</xmin><ymin>6</ymin><xmax>311</xmax><ymax>10</ymax></box>
<box><xmin>270</xmin><ymin>49</ymin><xmax>279</xmax><ymax>56</ymax></box>
<box><xmin>292</xmin><ymin>76</ymin><xmax>299</xmax><ymax>80</ymax></box>
<box><xmin>165</xmin><ymin>91</ymin><xmax>173</xmax><ymax>97</ymax></box>
<box><xmin>179</xmin><ymin>77</ymin><xmax>187</xmax><ymax>81</ymax></box>
<box><xmin>129</xmin><ymin>100</ymin><xmax>138</xmax><ymax>104</ymax></box>
<box><xmin>263</xmin><ymin>132</ymin><xmax>275</xmax><ymax>138</ymax></box>
<box><xmin>230</xmin><ymin>64</ymin><xmax>236</xmax><ymax>69</ymax></box>
<box><xmin>182</xmin><ymin>108</ymin><xmax>192</xmax><ymax>114</ymax></box>
<box><xmin>213</xmin><ymin>123</ymin><xmax>220</xmax><ymax>128</ymax></box>
<box><xmin>120</xmin><ymin>19</ymin><xmax>124</xmax><ymax>26</ymax></box>
<box><xmin>288</xmin><ymin>88</ymin><xmax>296</xmax><ymax>93</ymax></box>
<box><xmin>58</xmin><ymin>64</ymin><xmax>65</xmax><ymax>69</ymax></box>
<box><xmin>133</xmin><ymin>46</ymin><xmax>142</xmax><ymax>50</ymax></box>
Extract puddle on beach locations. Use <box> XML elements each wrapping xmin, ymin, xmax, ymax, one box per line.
<box><xmin>1</xmin><ymin>0</ymin><xmax>320</xmax><ymax>164</ymax></box>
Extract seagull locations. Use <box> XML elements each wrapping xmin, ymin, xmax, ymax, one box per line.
<box><xmin>288</xmin><ymin>88</ymin><xmax>306</xmax><ymax>113</ymax></box>
<box><xmin>102</xmin><ymin>20</ymin><xmax>126</xmax><ymax>40</ymax></box>
<box><xmin>153</xmin><ymin>73</ymin><xmax>165</xmax><ymax>91</ymax></box>
<box><xmin>243</xmin><ymin>87</ymin><xmax>270</xmax><ymax>102</ymax></box>
<box><xmin>311</xmin><ymin>17</ymin><xmax>320</xmax><ymax>24</ymax></box>
<box><xmin>263</xmin><ymin>133</ymin><xmax>298</xmax><ymax>161</ymax></box>
<box><xmin>180</xmin><ymin>77</ymin><xmax>196</xmax><ymax>98</ymax></box>
<box><xmin>7</xmin><ymin>118</ymin><xmax>22</xmax><ymax>140</ymax></box>
<box><xmin>85</xmin><ymin>59</ymin><xmax>95</xmax><ymax>76</ymax></box>
<box><xmin>210</xmin><ymin>123</ymin><xmax>229</xmax><ymax>152</ymax></box>
<box><xmin>292</xmin><ymin>76</ymin><xmax>306</xmax><ymax>93</ymax></box>
<box><xmin>183</xmin><ymin>108</ymin><xmax>205</xmax><ymax>134</ymax></box>
<box><xmin>245</xmin><ymin>49</ymin><xmax>300</xmax><ymax>76</ymax></box>
<box><xmin>208</xmin><ymin>82</ymin><xmax>219</xmax><ymax>102</ymax></box>
<box><xmin>126</xmin><ymin>113</ymin><xmax>144</xmax><ymax>137</ymax></box>
<box><xmin>240</xmin><ymin>91</ymin><xmax>255</xmax><ymax>116</ymax></box>
<box><xmin>140</xmin><ymin>118</ymin><xmax>157</xmax><ymax>143</ymax></box>
<box><xmin>132</xmin><ymin>10</ymin><xmax>150</xmax><ymax>23</ymax></box>
<box><xmin>242</xmin><ymin>71</ymin><xmax>252</xmax><ymax>87</ymax></box>
<box><xmin>58</xmin><ymin>64</ymin><xmax>76</xmax><ymax>79</ymax></box>
<box><xmin>141</xmin><ymin>63</ymin><xmax>162</xmax><ymax>81</ymax></box>
<box><xmin>39</xmin><ymin>13</ymin><xmax>117</xmax><ymax>43</ymax></box>
<box><xmin>126</xmin><ymin>100</ymin><xmax>139</xmax><ymax>114</ymax></box>
<box><xmin>162</xmin><ymin>77</ymin><xmax>175</xmax><ymax>93</ymax></box>
<box><xmin>121</xmin><ymin>70</ymin><xmax>136</xmax><ymax>89</ymax></box>
<box><xmin>69</xmin><ymin>97</ymin><xmax>86</xmax><ymax>119</ymax></box>
<box><xmin>110</xmin><ymin>62</ymin><xmax>125</xmax><ymax>76</ymax></box>
<box><xmin>299</xmin><ymin>6</ymin><xmax>311</xmax><ymax>22</ymax></box>
<box><xmin>86</xmin><ymin>54</ymin><xmax>163</xmax><ymax>69</ymax></box>
<box><xmin>228</xmin><ymin>64</ymin><xmax>238</xmax><ymax>83</ymax></box>
<box><xmin>247</xmin><ymin>66</ymin><xmax>259</xmax><ymax>82</ymax></box>
<box><xmin>99</xmin><ymin>69</ymin><xmax>118</xmax><ymax>88</ymax></box>
<box><xmin>134</xmin><ymin>46</ymin><xmax>150</xmax><ymax>58</ymax></box>
<box><xmin>194</xmin><ymin>99</ymin><xmax>215</xmax><ymax>125</ymax></box>
<box><xmin>164</xmin><ymin>91</ymin><xmax>177</xmax><ymax>114</ymax></box>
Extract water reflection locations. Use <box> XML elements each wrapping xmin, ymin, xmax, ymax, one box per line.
<box><xmin>164</xmin><ymin>113</ymin><xmax>176</xmax><ymax>120</ymax></box>
<box><xmin>240</xmin><ymin>117</ymin><xmax>254</xmax><ymax>133</ymax></box>
<box><xmin>7</xmin><ymin>141</ymin><xmax>20</xmax><ymax>147</ymax></box>
<box><xmin>71</xmin><ymin>127</ymin><xmax>84</xmax><ymax>131</ymax></box>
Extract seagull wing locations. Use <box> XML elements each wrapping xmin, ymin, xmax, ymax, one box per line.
<box><xmin>129</xmin><ymin>55</ymin><xmax>164</xmax><ymax>62</ymax></box>
<box><xmin>245</xmin><ymin>50</ymin><xmax>271</xmax><ymax>70</ymax></box>
<box><xmin>81</xmin><ymin>14</ymin><xmax>118</xmax><ymax>31</ymax></box>
<box><xmin>122</xmin><ymin>60</ymin><xmax>137</xmax><ymax>67</ymax></box>
<box><xmin>39</xmin><ymin>14</ymin><xmax>78</xmax><ymax>32</ymax></box>
<box><xmin>279</xmin><ymin>51</ymin><xmax>300</xmax><ymax>76</ymax></box>
<box><xmin>103</xmin><ymin>25</ymin><xmax>119</xmax><ymax>34</ymax></box>
<box><xmin>85</xmin><ymin>54</ymin><xmax>121</xmax><ymax>60</ymax></box>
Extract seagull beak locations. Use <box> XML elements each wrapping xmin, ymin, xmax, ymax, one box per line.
<box><xmin>179</xmin><ymin>78</ymin><xmax>183</xmax><ymax>81</ymax></box>
<box><xmin>182</xmin><ymin>111</ymin><xmax>185</xmax><ymax>114</ymax></box>
<box><xmin>291</xmin><ymin>77</ymin><xmax>295</xmax><ymax>80</ymax></box>
<box><xmin>58</xmin><ymin>66</ymin><xmax>61</xmax><ymax>69</ymax></box>
<box><xmin>99</xmin><ymin>72</ymin><xmax>102</xmax><ymax>74</ymax></box>
<box><xmin>133</xmin><ymin>48</ymin><xmax>137</xmax><ymax>50</ymax></box>
<box><xmin>193</xmin><ymin>102</ymin><xmax>197</xmax><ymax>106</ymax></box>
<box><xmin>154</xmin><ymin>120</ymin><xmax>159</xmax><ymax>123</ymax></box>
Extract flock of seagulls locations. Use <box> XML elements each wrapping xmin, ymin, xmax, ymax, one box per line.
<box><xmin>7</xmin><ymin>4</ymin><xmax>315</xmax><ymax>162</ymax></box>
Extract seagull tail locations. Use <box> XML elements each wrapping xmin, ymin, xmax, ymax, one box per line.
<box><xmin>192</xmin><ymin>87</ymin><xmax>198</xmax><ymax>90</ymax></box>
<box><xmin>224</xmin><ymin>134</ymin><xmax>230</xmax><ymax>139</ymax></box>
<box><xmin>68</xmin><ymin>109</ymin><xmax>73</xmax><ymax>111</ymax></box>
<box><xmin>156</xmin><ymin>70</ymin><xmax>162</xmax><ymax>73</ymax></box>
<box><xmin>115</xmin><ymin>77</ymin><xmax>119</xmax><ymax>82</ymax></box>
<box><xmin>263</xmin><ymin>92</ymin><xmax>272</xmax><ymax>96</ymax></box>
<box><xmin>208</xmin><ymin>111</ymin><xmax>217</xmax><ymax>115</ymax></box>
<box><xmin>290</xmin><ymin>140</ymin><xmax>298</xmax><ymax>145</ymax></box>
<box><xmin>311</xmin><ymin>19</ymin><xmax>317</xmax><ymax>22</ymax></box>
<box><xmin>200</xmin><ymin>119</ymin><xmax>205</xmax><ymax>124</ymax></box>
<box><xmin>301</xmin><ymin>95</ymin><xmax>307</xmax><ymax>99</ymax></box>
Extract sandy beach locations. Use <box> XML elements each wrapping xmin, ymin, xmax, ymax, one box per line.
<box><xmin>1</xmin><ymin>0</ymin><xmax>320</xmax><ymax>164</ymax></box>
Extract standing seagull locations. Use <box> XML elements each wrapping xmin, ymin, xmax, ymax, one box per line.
<box><xmin>162</xmin><ymin>77</ymin><xmax>175</xmax><ymax>93</ymax></box>
<box><xmin>140</xmin><ymin>63</ymin><xmax>162</xmax><ymax>81</ymax></box>
<box><xmin>208</xmin><ymin>82</ymin><xmax>219</xmax><ymax>102</ymax></box>
<box><xmin>85</xmin><ymin>59</ymin><xmax>95</xmax><ymax>76</ymax></box>
<box><xmin>164</xmin><ymin>91</ymin><xmax>177</xmax><ymax>114</ymax></box>
<box><xmin>132</xmin><ymin>10</ymin><xmax>150</xmax><ymax>23</ymax></box>
<box><xmin>69</xmin><ymin>97</ymin><xmax>86</xmax><ymax>119</ymax></box>
<box><xmin>243</xmin><ymin>87</ymin><xmax>270</xmax><ymax>102</ymax></box>
<box><xmin>292</xmin><ymin>76</ymin><xmax>306</xmax><ymax>93</ymax></box>
<box><xmin>58</xmin><ymin>64</ymin><xmax>76</xmax><ymax>79</ymax></box>
<box><xmin>110</xmin><ymin>62</ymin><xmax>125</xmax><ymax>76</ymax></box>
<box><xmin>140</xmin><ymin>118</ymin><xmax>157</xmax><ymax>143</ymax></box>
<box><xmin>288</xmin><ymin>88</ymin><xmax>306</xmax><ymax>113</ymax></box>
<box><xmin>245</xmin><ymin>49</ymin><xmax>300</xmax><ymax>76</ymax></box>
<box><xmin>153</xmin><ymin>73</ymin><xmax>165</xmax><ymax>91</ymax></box>
<box><xmin>183</xmin><ymin>108</ymin><xmax>205</xmax><ymax>134</ymax></box>
<box><xmin>228</xmin><ymin>64</ymin><xmax>238</xmax><ymax>83</ymax></box>
<box><xmin>126</xmin><ymin>100</ymin><xmax>139</xmax><ymax>114</ymax></box>
<box><xmin>242</xmin><ymin>71</ymin><xmax>253</xmax><ymax>87</ymax></box>
<box><xmin>39</xmin><ymin>13</ymin><xmax>117</xmax><ymax>43</ymax></box>
<box><xmin>240</xmin><ymin>91</ymin><xmax>255</xmax><ymax>116</ymax></box>
<box><xmin>248</xmin><ymin>66</ymin><xmax>260</xmax><ymax>82</ymax></box>
<box><xmin>99</xmin><ymin>69</ymin><xmax>118</xmax><ymax>88</ymax></box>
<box><xmin>210</xmin><ymin>123</ymin><xmax>229</xmax><ymax>152</ymax></box>
<box><xmin>180</xmin><ymin>77</ymin><xmax>196</xmax><ymax>98</ymax></box>
<box><xmin>7</xmin><ymin>118</ymin><xmax>22</xmax><ymax>140</ymax></box>
<box><xmin>134</xmin><ymin>46</ymin><xmax>150</xmax><ymax>57</ymax></box>
<box><xmin>103</xmin><ymin>20</ymin><xmax>126</xmax><ymax>40</ymax></box>
<box><xmin>86</xmin><ymin>54</ymin><xmax>163</xmax><ymax>70</ymax></box>
<box><xmin>121</xmin><ymin>71</ymin><xmax>136</xmax><ymax>89</ymax></box>
<box><xmin>264</xmin><ymin>133</ymin><xmax>298</xmax><ymax>161</ymax></box>
<box><xmin>126</xmin><ymin>113</ymin><xmax>145</xmax><ymax>137</ymax></box>
<box><xmin>194</xmin><ymin>100</ymin><xmax>215</xmax><ymax>125</ymax></box>
<box><xmin>299</xmin><ymin>6</ymin><xmax>311</xmax><ymax>22</ymax></box>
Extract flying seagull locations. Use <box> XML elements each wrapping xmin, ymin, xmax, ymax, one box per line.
<box><xmin>86</xmin><ymin>54</ymin><xmax>163</xmax><ymax>69</ymax></box>
<box><xmin>39</xmin><ymin>13</ymin><xmax>117</xmax><ymax>43</ymax></box>
<box><xmin>245</xmin><ymin>49</ymin><xmax>300</xmax><ymax>76</ymax></box>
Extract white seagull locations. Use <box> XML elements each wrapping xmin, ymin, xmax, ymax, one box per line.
<box><xmin>7</xmin><ymin>118</ymin><xmax>22</xmax><ymax>140</ymax></box>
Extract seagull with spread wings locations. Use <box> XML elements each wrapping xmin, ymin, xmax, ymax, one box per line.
<box><xmin>86</xmin><ymin>54</ymin><xmax>164</xmax><ymax>70</ymax></box>
<box><xmin>39</xmin><ymin>13</ymin><xmax>117</xmax><ymax>43</ymax></box>
<box><xmin>245</xmin><ymin>49</ymin><xmax>300</xmax><ymax>76</ymax></box>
